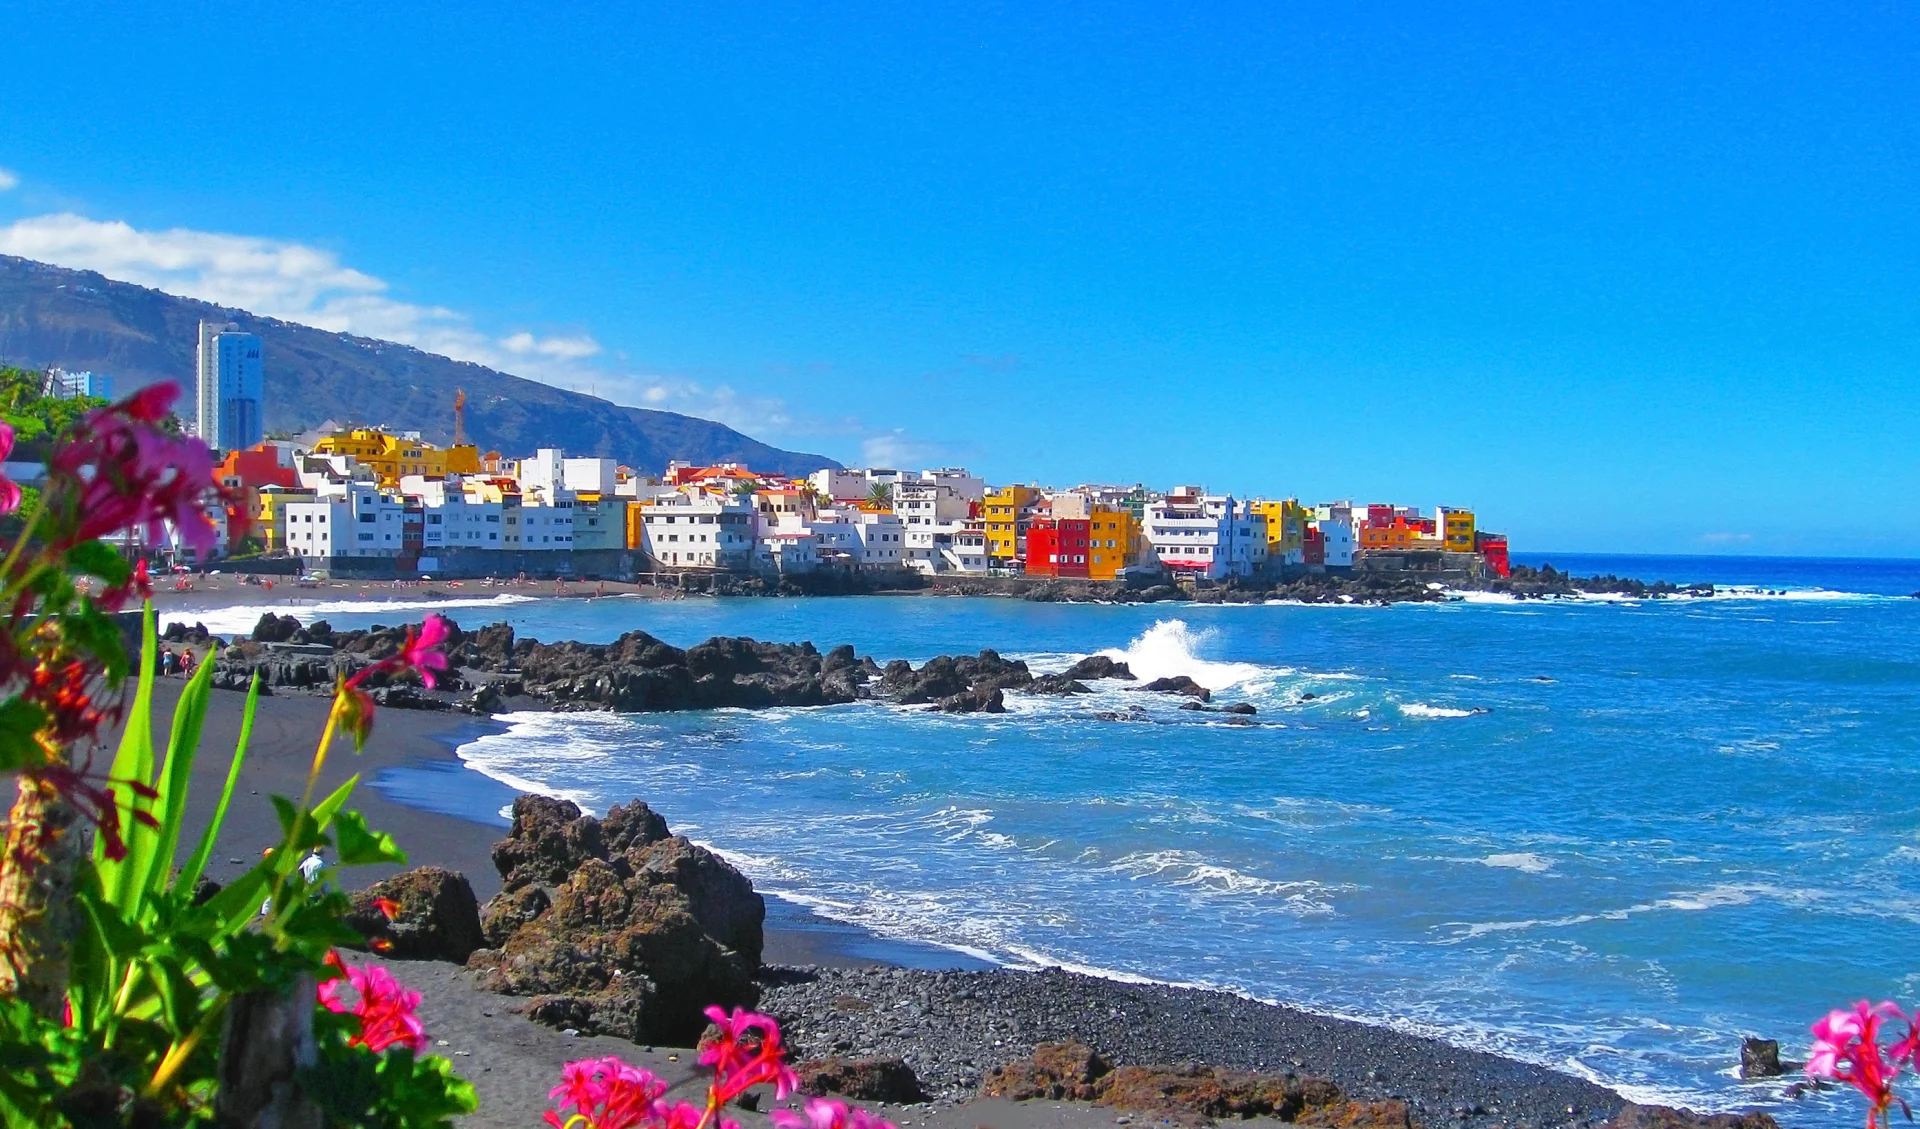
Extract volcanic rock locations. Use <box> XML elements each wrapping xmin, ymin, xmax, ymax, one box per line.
<box><xmin>1738</xmin><ymin>1037</ymin><xmax>1795</xmax><ymax>1079</ymax></box>
<box><xmin>466</xmin><ymin>794</ymin><xmax>765</xmax><ymax>1042</ymax></box>
<box><xmin>1134</xmin><ymin>676</ymin><xmax>1211</xmax><ymax>701</ymax></box>
<box><xmin>1604</xmin><ymin>1105</ymin><xmax>1781</xmax><ymax>1129</ymax></box>
<box><xmin>794</xmin><ymin>1058</ymin><xmax>926</xmax><ymax>1104</ymax></box>
<box><xmin>344</xmin><ymin>866</ymin><xmax>485</xmax><ymax>963</ymax></box>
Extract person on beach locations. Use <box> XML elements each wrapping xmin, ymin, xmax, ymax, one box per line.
<box><xmin>160</xmin><ymin>647</ymin><xmax>179</xmax><ymax>676</ymax></box>
<box><xmin>178</xmin><ymin>648</ymin><xmax>195</xmax><ymax>675</ymax></box>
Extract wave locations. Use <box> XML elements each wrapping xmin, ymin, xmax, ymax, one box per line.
<box><xmin>1478</xmin><ymin>852</ymin><xmax>1554</xmax><ymax>873</ymax></box>
<box><xmin>1096</xmin><ymin>619</ymin><xmax>1273</xmax><ymax>690</ymax></box>
<box><xmin>1398</xmin><ymin>702</ymin><xmax>1476</xmax><ymax>719</ymax></box>
<box><xmin>185</xmin><ymin>593</ymin><xmax>539</xmax><ymax>636</ymax></box>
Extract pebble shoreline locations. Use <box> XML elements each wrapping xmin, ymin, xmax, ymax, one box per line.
<box><xmin>759</xmin><ymin>965</ymin><xmax>1627</xmax><ymax>1129</ymax></box>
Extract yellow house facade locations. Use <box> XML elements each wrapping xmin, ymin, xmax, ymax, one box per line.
<box><xmin>1438</xmin><ymin>507</ymin><xmax>1476</xmax><ymax>552</ymax></box>
<box><xmin>982</xmin><ymin>484</ymin><xmax>1041</xmax><ymax>562</ymax></box>
<box><xmin>1252</xmin><ymin>499</ymin><xmax>1310</xmax><ymax>564</ymax></box>
<box><xmin>1085</xmin><ymin>505</ymin><xmax>1138</xmax><ymax>580</ymax></box>
<box><xmin>255</xmin><ymin>486</ymin><xmax>315</xmax><ymax>553</ymax></box>
<box><xmin>311</xmin><ymin>428</ymin><xmax>482</xmax><ymax>488</ymax></box>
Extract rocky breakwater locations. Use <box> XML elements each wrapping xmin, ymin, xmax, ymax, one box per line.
<box><xmin>209</xmin><ymin>613</ymin><xmax>1257</xmax><ymax>718</ymax></box>
<box><xmin>463</xmin><ymin>794</ymin><xmax>765</xmax><ymax>1044</ymax></box>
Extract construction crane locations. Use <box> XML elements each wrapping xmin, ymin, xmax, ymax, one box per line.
<box><xmin>453</xmin><ymin>388</ymin><xmax>467</xmax><ymax>447</ymax></box>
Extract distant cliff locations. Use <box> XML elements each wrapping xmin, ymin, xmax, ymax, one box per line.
<box><xmin>0</xmin><ymin>255</ymin><xmax>840</xmax><ymax>476</ymax></box>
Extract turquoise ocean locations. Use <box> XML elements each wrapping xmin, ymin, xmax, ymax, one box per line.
<box><xmin>198</xmin><ymin>555</ymin><xmax>1920</xmax><ymax>1127</ymax></box>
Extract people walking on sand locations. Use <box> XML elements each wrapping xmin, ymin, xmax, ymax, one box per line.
<box><xmin>178</xmin><ymin>648</ymin><xmax>195</xmax><ymax>676</ymax></box>
<box><xmin>160</xmin><ymin>647</ymin><xmax>180</xmax><ymax>676</ymax></box>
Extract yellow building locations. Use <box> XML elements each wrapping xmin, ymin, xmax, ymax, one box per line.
<box><xmin>255</xmin><ymin>485</ymin><xmax>315</xmax><ymax>553</ymax></box>
<box><xmin>1085</xmin><ymin>505</ymin><xmax>1138</xmax><ymax>580</ymax></box>
<box><xmin>1438</xmin><ymin>507</ymin><xmax>1476</xmax><ymax>553</ymax></box>
<box><xmin>982</xmin><ymin>484</ymin><xmax>1041</xmax><ymax>562</ymax></box>
<box><xmin>311</xmin><ymin>428</ymin><xmax>482</xmax><ymax>488</ymax></box>
<box><xmin>1251</xmin><ymin>499</ymin><xmax>1310</xmax><ymax>564</ymax></box>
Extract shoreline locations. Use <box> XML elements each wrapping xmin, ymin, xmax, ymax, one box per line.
<box><xmin>152</xmin><ymin>678</ymin><xmax>1653</xmax><ymax>1129</ymax></box>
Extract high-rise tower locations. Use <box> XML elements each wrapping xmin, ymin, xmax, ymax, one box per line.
<box><xmin>194</xmin><ymin>319</ymin><xmax>263</xmax><ymax>452</ymax></box>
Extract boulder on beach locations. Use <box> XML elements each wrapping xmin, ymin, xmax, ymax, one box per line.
<box><xmin>983</xmin><ymin>1042</ymin><xmax>1388</xmax><ymax>1126</ymax></box>
<box><xmin>466</xmin><ymin>794</ymin><xmax>765</xmax><ymax>1042</ymax></box>
<box><xmin>345</xmin><ymin>866</ymin><xmax>485</xmax><ymax>963</ymax></box>
<box><xmin>1605</xmin><ymin>1105</ymin><xmax>1781</xmax><ymax>1129</ymax></box>
<box><xmin>793</xmin><ymin>1058</ymin><xmax>926</xmax><ymax>1104</ymax></box>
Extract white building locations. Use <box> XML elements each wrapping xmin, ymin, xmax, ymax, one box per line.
<box><xmin>518</xmin><ymin>449</ymin><xmax>621</xmax><ymax>496</ymax></box>
<box><xmin>893</xmin><ymin>479</ymin><xmax>974</xmax><ymax>530</ymax></box>
<box><xmin>284</xmin><ymin>483</ymin><xmax>407</xmax><ymax>560</ymax></box>
<box><xmin>807</xmin><ymin>469</ymin><xmax>872</xmax><ymax>503</ymax></box>
<box><xmin>42</xmin><ymin>367</ymin><xmax>113</xmax><ymax>400</ymax></box>
<box><xmin>1143</xmin><ymin>487</ymin><xmax>1268</xmax><ymax>580</ymax></box>
<box><xmin>636</xmin><ymin>492</ymin><xmax>755</xmax><ymax>569</ymax></box>
<box><xmin>194</xmin><ymin>320</ymin><xmax>264</xmax><ymax>452</ymax></box>
<box><xmin>1312</xmin><ymin>518</ymin><xmax>1356</xmax><ymax>568</ymax></box>
<box><xmin>402</xmin><ymin>477</ymin><xmax>505</xmax><ymax>554</ymax></box>
<box><xmin>509</xmin><ymin>486</ymin><xmax>576</xmax><ymax>550</ymax></box>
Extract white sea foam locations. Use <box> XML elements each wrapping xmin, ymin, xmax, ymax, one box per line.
<box><xmin>1398</xmin><ymin>702</ymin><xmax>1476</xmax><ymax>719</ymax></box>
<box><xmin>1097</xmin><ymin>619</ymin><xmax>1270</xmax><ymax>690</ymax></box>
<box><xmin>1479</xmin><ymin>852</ymin><xmax>1554</xmax><ymax>873</ymax></box>
<box><xmin>186</xmin><ymin>593</ymin><xmax>538</xmax><ymax>635</ymax></box>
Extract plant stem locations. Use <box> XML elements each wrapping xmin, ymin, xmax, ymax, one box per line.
<box><xmin>0</xmin><ymin>492</ymin><xmax>48</xmax><ymax>586</ymax></box>
<box><xmin>0</xmin><ymin>773</ymin><xmax>82</xmax><ymax>1014</ymax></box>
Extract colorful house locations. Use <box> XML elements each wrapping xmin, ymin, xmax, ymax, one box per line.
<box><xmin>311</xmin><ymin>428</ymin><xmax>481</xmax><ymax>488</ymax></box>
<box><xmin>1437</xmin><ymin>507</ymin><xmax>1476</xmax><ymax>553</ymax></box>
<box><xmin>1476</xmin><ymin>531</ymin><xmax>1511</xmax><ymax>577</ymax></box>
<box><xmin>1026</xmin><ymin>518</ymin><xmax>1092</xmax><ymax>578</ymax></box>
<box><xmin>1084</xmin><ymin>505</ymin><xmax>1137</xmax><ymax>580</ymax></box>
<box><xmin>1251</xmin><ymin>499</ymin><xmax>1309</xmax><ymax>566</ymax></box>
<box><xmin>982</xmin><ymin>484</ymin><xmax>1041</xmax><ymax>564</ymax></box>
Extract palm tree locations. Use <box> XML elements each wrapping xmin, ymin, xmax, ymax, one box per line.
<box><xmin>865</xmin><ymin>483</ymin><xmax>893</xmax><ymax>510</ymax></box>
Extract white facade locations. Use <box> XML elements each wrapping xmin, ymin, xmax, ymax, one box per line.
<box><xmin>903</xmin><ymin>518</ymin><xmax>990</xmax><ymax>574</ymax></box>
<box><xmin>284</xmin><ymin>483</ymin><xmax>406</xmax><ymax>559</ymax></box>
<box><xmin>638</xmin><ymin>493</ymin><xmax>755</xmax><ymax>569</ymax></box>
<box><xmin>850</xmin><ymin>512</ymin><xmax>906</xmax><ymax>568</ymax></box>
<box><xmin>404</xmin><ymin>478</ymin><xmax>505</xmax><ymax>551</ymax></box>
<box><xmin>508</xmin><ymin>488</ymin><xmax>575</xmax><ymax>550</ymax></box>
<box><xmin>807</xmin><ymin>469</ymin><xmax>871</xmax><ymax>503</ymax></box>
<box><xmin>893</xmin><ymin>480</ymin><xmax>974</xmax><ymax>530</ymax></box>
<box><xmin>1312</xmin><ymin>518</ymin><xmax>1356</xmax><ymax>568</ymax></box>
<box><xmin>1143</xmin><ymin>488</ymin><xmax>1268</xmax><ymax>580</ymax></box>
<box><xmin>518</xmin><ymin>449</ymin><xmax>620</xmax><ymax>496</ymax></box>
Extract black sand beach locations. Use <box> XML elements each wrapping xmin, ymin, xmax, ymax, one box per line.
<box><xmin>133</xmin><ymin>638</ymin><xmax>1663</xmax><ymax>1129</ymax></box>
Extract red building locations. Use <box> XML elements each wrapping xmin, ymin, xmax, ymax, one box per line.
<box><xmin>1025</xmin><ymin>518</ymin><xmax>1091</xmax><ymax>578</ymax></box>
<box><xmin>1476</xmin><ymin>532</ymin><xmax>1511</xmax><ymax>578</ymax></box>
<box><xmin>213</xmin><ymin>444</ymin><xmax>298</xmax><ymax>551</ymax></box>
<box><xmin>1302</xmin><ymin>526</ymin><xmax>1326</xmax><ymax>566</ymax></box>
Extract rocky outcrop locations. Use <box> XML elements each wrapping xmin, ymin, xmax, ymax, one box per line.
<box><xmin>511</xmin><ymin>631</ymin><xmax>870</xmax><ymax>711</ymax></box>
<box><xmin>793</xmin><ymin>1058</ymin><xmax>926</xmax><ymax>1104</ymax></box>
<box><xmin>1133</xmin><ymin>675</ymin><xmax>1211</xmax><ymax>701</ymax></box>
<box><xmin>1738</xmin><ymin>1037</ymin><xmax>1793</xmax><ymax>1079</ymax></box>
<box><xmin>1604</xmin><ymin>1105</ymin><xmax>1780</xmax><ymax>1129</ymax></box>
<box><xmin>465</xmin><ymin>795</ymin><xmax>765</xmax><ymax>1043</ymax></box>
<box><xmin>345</xmin><ymin>866</ymin><xmax>485</xmax><ymax>963</ymax></box>
<box><xmin>982</xmin><ymin>1043</ymin><xmax>1397</xmax><ymax>1126</ymax></box>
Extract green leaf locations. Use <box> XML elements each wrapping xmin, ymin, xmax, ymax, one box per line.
<box><xmin>64</xmin><ymin>539</ymin><xmax>132</xmax><ymax>586</ymax></box>
<box><xmin>334</xmin><ymin>809</ymin><xmax>407</xmax><ymax>867</ymax></box>
<box><xmin>62</xmin><ymin>602</ymin><xmax>131</xmax><ymax>681</ymax></box>
<box><xmin>178</xmin><ymin>672</ymin><xmax>259</xmax><ymax>893</ymax></box>
<box><xmin>136</xmin><ymin>653</ymin><xmax>217</xmax><ymax>906</ymax></box>
<box><xmin>0</xmin><ymin>700</ymin><xmax>48</xmax><ymax>771</ymax></box>
<box><xmin>96</xmin><ymin>603</ymin><xmax>158</xmax><ymax>905</ymax></box>
<box><xmin>189</xmin><ymin>866</ymin><xmax>273</xmax><ymax>940</ymax></box>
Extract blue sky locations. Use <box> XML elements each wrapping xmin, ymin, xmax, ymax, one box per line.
<box><xmin>1</xmin><ymin>2</ymin><xmax>1916</xmax><ymax>554</ymax></box>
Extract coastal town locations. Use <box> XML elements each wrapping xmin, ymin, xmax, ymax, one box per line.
<box><xmin>15</xmin><ymin>321</ymin><xmax>1512</xmax><ymax>585</ymax></box>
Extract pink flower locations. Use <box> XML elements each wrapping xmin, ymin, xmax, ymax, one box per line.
<box><xmin>318</xmin><ymin>954</ymin><xmax>429</xmax><ymax>1054</ymax></box>
<box><xmin>770</xmin><ymin>1098</ymin><xmax>898</xmax><ymax>1129</ymax></box>
<box><xmin>395</xmin><ymin>614</ymin><xmax>451</xmax><ymax>689</ymax></box>
<box><xmin>46</xmin><ymin>382</ymin><xmax>224</xmax><ymax>554</ymax></box>
<box><xmin>543</xmin><ymin>1056</ymin><xmax>668</xmax><ymax>1129</ymax></box>
<box><xmin>0</xmin><ymin>420</ymin><xmax>19</xmax><ymax>515</ymax></box>
<box><xmin>700</xmin><ymin>1005</ymin><xmax>801</xmax><ymax>1102</ymax></box>
<box><xmin>1809</xmin><ymin>1000</ymin><xmax>1909</xmax><ymax>1121</ymax></box>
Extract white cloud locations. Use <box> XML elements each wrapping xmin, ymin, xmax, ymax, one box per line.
<box><xmin>0</xmin><ymin>212</ymin><xmax>605</xmax><ymax>388</ymax></box>
<box><xmin>0</xmin><ymin>168</ymin><xmax>18</xmax><ymax>191</ymax></box>
<box><xmin>0</xmin><ymin>209</ymin><xmax>943</xmax><ymax>466</ymax></box>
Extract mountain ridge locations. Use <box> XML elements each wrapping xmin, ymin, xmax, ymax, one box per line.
<box><xmin>0</xmin><ymin>254</ymin><xmax>841</xmax><ymax>476</ymax></box>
